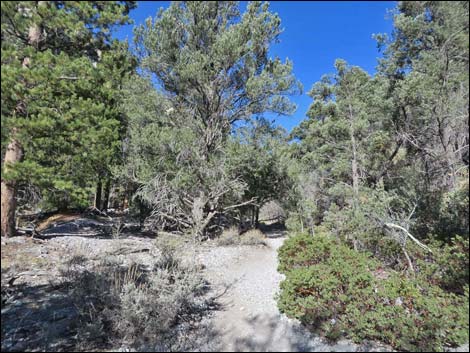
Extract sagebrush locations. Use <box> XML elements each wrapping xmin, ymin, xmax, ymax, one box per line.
<box><xmin>62</xmin><ymin>247</ymin><xmax>208</xmax><ymax>350</ymax></box>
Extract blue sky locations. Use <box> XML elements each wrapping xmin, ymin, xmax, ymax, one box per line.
<box><xmin>113</xmin><ymin>1</ymin><xmax>396</xmax><ymax>132</ymax></box>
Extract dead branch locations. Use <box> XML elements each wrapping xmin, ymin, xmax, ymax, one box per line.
<box><xmin>223</xmin><ymin>198</ymin><xmax>258</xmax><ymax>211</ymax></box>
<box><xmin>384</xmin><ymin>222</ymin><xmax>433</xmax><ymax>253</ymax></box>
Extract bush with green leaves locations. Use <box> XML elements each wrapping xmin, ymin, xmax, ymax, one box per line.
<box><xmin>277</xmin><ymin>233</ymin><xmax>469</xmax><ymax>351</ymax></box>
<box><xmin>414</xmin><ymin>235</ymin><xmax>470</xmax><ymax>295</ymax></box>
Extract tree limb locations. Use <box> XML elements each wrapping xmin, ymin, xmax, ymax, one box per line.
<box><xmin>223</xmin><ymin>198</ymin><xmax>257</xmax><ymax>211</ymax></box>
<box><xmin>384</xmin><ymin>222</ymin><xmax>433</xmax><ymax>253</ymax></box>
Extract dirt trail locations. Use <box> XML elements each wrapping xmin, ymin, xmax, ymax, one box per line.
<box><xmin>2</xmin><ymin>219</ymin><xmax>467</xmax><ymax>352</ymax></box>
<box><xmin>197</xmin><ymin>231</ymin><xmax>377</xmax><ymax>352</ymax></box>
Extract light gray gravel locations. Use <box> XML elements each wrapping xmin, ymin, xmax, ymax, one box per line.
<box><xmin>196</xmin><ymin>233</ymin><xmax>391</xmax><ymax>352</ymax></box>
<box><xmin>4</xmin><ymin>221</ymin><xmax>465</xmax><ymax>352</ymax></box>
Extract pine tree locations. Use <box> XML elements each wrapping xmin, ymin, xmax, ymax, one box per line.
<box><xmin>126</xmin><ymin>1</ymin><xmax>301</xmax><ymax>238</ymax></box>
<box><xmin>376</xmin><ymin>1</ymin><xmax>469</xmax><ymax>237</ymax></box>
<box><xmin>1</xmin><ymin>1</ymin><xmax>136</xmax><ymax>236</ymax></box>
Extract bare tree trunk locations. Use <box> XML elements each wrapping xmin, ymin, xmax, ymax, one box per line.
<box><xmin>348</xmin><ymin>103</ymin><xmax>360</xmax><ymax>202</ymax></box>
<box><xmin>348</xmin><ymin>103</ymin><xmax>360</xmax><ymax>250</ymax></box>
<box><xmin>138</xmin><ymin>199</ymin><xmax>147</xmax><ymax>229</ymax></box>
<box><xmin>255</xmin><ymin>206</ymin><xmax>260</xmax><ymax>229</ymax></box>
<box><xmin>402</xmin><ymin>245</ymin><xmax>415</xmax><ymax>276</ymax></box>
<box><xmin>1</xmin><ymin>132</ymin><xmax>24</xmax><ymax>237</ymax></box>
<box><xmin>101</xmin><ymin>178</ymin><xmax>111</xmax><ymax>211</ymax></box>
<box><xmin>192</xmin><ymin>191</ymin><xmax>206</xmax><ymax>240</ymax></box>
<box><xmin>442</xmin><ymin>124</ymin><xmax>457</xmax><ymax>189</ymax></box>
<box><xmin>94</xmin><ymin>179</ymin><xmax>102</xmax><ymax>210</ymax></box>
<box><xmin>122</xmin><ymin>196</ymin><xmax>129</xmax><ymax>211</ymax></box>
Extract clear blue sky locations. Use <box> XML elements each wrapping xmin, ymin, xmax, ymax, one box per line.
<box><xmin>113</xmin><ymin>1</ymin><xmax>396</xmax><ymax>132</ymax></box>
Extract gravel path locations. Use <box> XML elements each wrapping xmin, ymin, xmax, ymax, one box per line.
<box><xmin>3</xmin><ymin>219</ymin><xmax>467</xmax><ymax>352</ymax></box>
<box><xmin>196</xmin><ymin>232</ymin><xmax>382</xmax><ymax>352</ymax></box>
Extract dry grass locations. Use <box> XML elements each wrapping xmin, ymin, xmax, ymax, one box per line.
<box><xmin>217</xmin><ymin>227</ymin><xmax>266</xmax><ymax>246</ymax></box>
<box><xmin>217</xmin><ymin>226</ymin><xmax>240</xmax><ymax>246</ymax></box>
<box><xmin>240</xmin><ymin>229</ymin><xmax>266</xmax><ymax>246</ymax></box>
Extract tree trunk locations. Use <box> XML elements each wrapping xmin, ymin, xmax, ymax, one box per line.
<box><xmin>192</xmin><ymin>191</ymin><xmax>207</xmax><ymax>240</ymax></box>
<box><xmin>94</xmin><ymin>179</ymin><xmax>102</xmax><ymax>210</ymax></box>
<box><xmin>1</xmin><ymin>132</ymin><xmax>23</xmax><ymax>237</ymax></box>
<box><xmin>138</xmin><ymin>199</ymin><xmax>146</xmax><ymax>229</ymax></box>
<box><xmin>255</xmin><ymin>206</ymin><xmax>260</xmax><ymax>229</ymax></box>
<box><xmin>1</xmin><ymin>3</ymin><xmax>43</xmax><ymax>237</ymax></box>
<box><xmin>101</xmin><ymin>177</ymin><xmax>111</xmax><ymax>211</ymax></box>
<box><xmin>123</xmin><ymin>195</ymin><xmax>129</xmax><ymax>211</ymax></box>
<box><xmin>348</xmin><ymin>103</ymin><xmax>360</xmax><ymax>203</ymax></box>
<box><xmin>348</xmin><ymin>103</ymin><xmax>359</xmax><ymax>251</ymax></box>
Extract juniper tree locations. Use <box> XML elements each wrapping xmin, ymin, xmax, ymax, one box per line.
<box><xmin>290</xmin><ymin>59</ymin><xmax>413</xmax><ymax>251</ymax></box>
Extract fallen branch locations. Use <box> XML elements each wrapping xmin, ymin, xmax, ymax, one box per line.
<box><xmin>402</xmin><ymin>245</ymin><xmax>415</xmax><ymax>275</ymax></box>
<box><xmin>58</xmin><ymin>76</ymin><xmax>80</xmax><ymax>80</ymax></box>
<box><xmin>86</xmin><ymin>206</ymin><xmax>112</xmax><ymax>220</ymax></box>
<box><xmin>156</xmin><ymin>212</ymin><xmax>192</xmax><ymax>227</ymax></box>
<box><xmin>384</xmin><ymin>222</ymin><xmax>433</xmax><ymax>253</ymax></box>
<box><xmin>107</xmin><ymin>247</ymin><xmax>150</xmax><ymax>256</ymax></box>
<box><xmin>223</xmin><ymin>198</ymin><xmax>257</xmax><ymax>211</ymax></box>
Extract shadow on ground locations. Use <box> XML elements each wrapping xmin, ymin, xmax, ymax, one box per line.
<box><xmin>259</xmin><ymin>221</ymin><xmax>287</xmax><ymax>239</ymax></box>
<box><xmin>230</xmin><ymin>313</ymin><xmax>392</xmax><ymax>352</ymax></box>
<box><xmin>1</xmin><ymin>262</ymin><xmax>219</xmax><ymax>352</ymax></box>
<box><xmin>1</xmin><ymin>279</ymin><xmax>80</xmax><ymax>351</ymax></box>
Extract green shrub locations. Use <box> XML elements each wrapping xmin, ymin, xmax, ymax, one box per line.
<box><xmin>436</xmin><ymin>236</ymin><xmax>469</xmax><ymax>293</ymax></box>
<box><xmin>277</xmin><ymin>232</ymin><xmax>371</xmax><ymax>273</ymax></box>
<box><xmin>417</xmin><ymin>235</ymin><xmax>470</xmax><ymax>294</ymax></box>
<box><xmin>277</xmin><ymin>233</ymin><xmax>469</xmax><ymax>351</ymax></box>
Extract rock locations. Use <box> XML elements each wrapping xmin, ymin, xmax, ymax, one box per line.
<box><xmin>446</xmin><ymin>344</ymin><xmax>470</xmax><ymax>352</ymax></box>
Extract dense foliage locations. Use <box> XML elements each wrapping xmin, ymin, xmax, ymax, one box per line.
<box><xmin>1</xmin><ymin>1</ymin><xmax>468</xmax><ymax>350</ymax></box>
<box><xmin>278</xmin><ymin>233</ymin><xmax>469</xmax><ymax>351</ymax></box>
<box><xmin>286</xmin><ymin>0</ymin><xmax>468</xmax><ymax>272</ymax></box>
<box><xmin>1</xmin><ymin>1</ymin><xmax>136</xmax><ymax>229</ymax></box>
<box><xmin>120</xmin><ymin>1</ymin><xmax>300</xmax><ymax>238</ymax></box>
<box><xmin>276</xmin><ymin>2</ymin><xmax>468</xmax><ymax>350</ymax></box>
